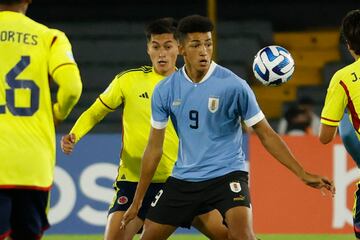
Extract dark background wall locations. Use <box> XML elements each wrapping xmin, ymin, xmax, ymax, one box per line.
<box><xmin>27</xmin><ymin>0</ymin><xmax>359</xmax><ymax>30</ymax></box>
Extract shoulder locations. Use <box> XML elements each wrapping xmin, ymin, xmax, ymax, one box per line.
<box><xmin>114</xmin><ymin>66</ymin><xmax>153</xmax><ymax>80</ymax></box>
<box><xmin>214</xmin><ymin>64</ymin><xmax>246</xmax><ymax>84</ymax></box>
<box><xmin>332</xmin><ymin>61</ymin><xmax>359</xmax><ymax>83</ymax></box>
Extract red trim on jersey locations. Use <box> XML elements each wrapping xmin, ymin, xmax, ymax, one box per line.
<box><xmin>98</xmin><ymin>96</ymin><xmax>116</xmax><ymax>111</ymax></box>
<box><xmin>50</xmin><ymin>36</ymin><xmax>57</xmax><ymax>47</ymax></box>
<box><xmin>0</xmin><ymin>230</ymin><xmax>11</xmax><ymax>240</ymax></box>
<box><xmin>320</xmin><ymin>117</ymin><xmax>339</xmax><ymax>123</ymax></box>
<box><xmin>0</xmin><ymin>185</ymin><xmax>51</xmax><ymax>191</ymax></box>
<box><xmin>340</xmin><ymin>80</ymin><xmax>360</xmax><ymax>133</ymax></box>
<box><xmin>51</xmin><ymin>62</ymin><xmax>76</xmax><ymax>76</ymax></box>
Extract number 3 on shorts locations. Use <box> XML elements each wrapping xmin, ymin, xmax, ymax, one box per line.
<box><xmin>151</xmin><ymin>189</ymin><xmax>163</xmax><ymax>207</ymax></box>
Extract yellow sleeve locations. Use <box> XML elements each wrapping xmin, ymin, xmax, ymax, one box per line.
<box><xmin>48</xmin><ymin>29</ymin><xmax>77</xmax><ymax>74</ymax></box>
<box><xmin>321</xmin><ymin>71</ymin><xmax>348</xmax><ymax>126</ymax></box>
<box><xmin>70</xmin><ymin>98</ymin><xmax>113</xmax><ymax>142</ymax></box>
<box><xmin>99</xmin><ymin>74</ymin><xmax>125</xmax><ymax>109</ymax></box>
<box><xmin>52</xmin><ymin>64</ymin><xmax>82</xmax><ymax>120</ymax></box>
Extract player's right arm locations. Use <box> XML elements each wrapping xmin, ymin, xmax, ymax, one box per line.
<box><xmin>121</xmin><ymin>126</ymin><xmax>165</xmax><ymax>228</ymax></box>
<box><xmin>60</xmin><ymin>98</ymin><xmax>111</xmax><ymax>154</ymax></box>
<box><xmin>61</xmin><ymin>73</ymin><xmax>124</xmax><ymax>155</ymax></box>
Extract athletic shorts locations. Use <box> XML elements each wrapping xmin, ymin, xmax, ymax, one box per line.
<box><xmin>0</xmin><ymin>189</ymin><xmax>50</xmax><ymax>240</ymax></box>
<box><xmin>146</xmin><ymin>170</ymin><xmax>250</xmax><ymax>228</ymax></box>
<box><xmin>108</xmin><ymin>181</ymin><xmax>164</xmax><ymax>220</ymax></box>
<box><xmin>353</xmin><ymin>182</ymin><xmax>360</xmax><ymax>238</ymax></box>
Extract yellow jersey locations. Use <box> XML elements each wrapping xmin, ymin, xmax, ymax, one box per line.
<box><xmin>321</xmin><ymin>58</ymin><xmax>360</xmax><ymax>136</ymax></box>
<box><xmin>71</xmin><ymin>66</ymin><xmax>178</xmax><ymax>182</ymax></box>
<box><xmin>0</xmin><ymin>11</ymin><xmax>78</xmax><ymax>189</ymax></box>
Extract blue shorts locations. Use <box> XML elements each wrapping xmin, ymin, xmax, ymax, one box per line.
<box><xmin>108</xmin><ymin>181</ymin><xmax>164</xmax><ymax>220</ymax></box>
<box><xmin>0</xmin><ymin>189</ymin><xmax>50</xmax><ymax>240</ymax></box>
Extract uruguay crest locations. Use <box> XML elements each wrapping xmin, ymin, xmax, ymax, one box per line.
<box><xmin>229</xmin><ymin>182</ymin><xmax>242</xmax><ymax>193</ymax></box>
<box><xmin>208</xmin><ymin>97</ymin><xmax>219</xmax><ymax>113</ymax></box>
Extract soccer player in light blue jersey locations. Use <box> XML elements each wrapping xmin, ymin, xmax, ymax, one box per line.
<box><xmin>122</xmin><ymin>15</ymin><xmax>335</xmax><ymax>240</ymax></box>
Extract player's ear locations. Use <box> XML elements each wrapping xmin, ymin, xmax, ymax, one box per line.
<box><xmin>179</xmin><ymin>44</ymin><xmax>185</xmax><ymax>56</ymax></box>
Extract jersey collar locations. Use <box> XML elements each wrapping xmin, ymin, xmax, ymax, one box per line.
<box><xmin>182</xmin><ymin>61</ymin><xmax>217</xmax><ymax>84</ymax></box>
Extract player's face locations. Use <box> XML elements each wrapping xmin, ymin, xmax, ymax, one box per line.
<box><xmin>180</xmin><ymin>32</ymin><xmax>213</xmax><ymax>76</ymax></box>
<box><xmin>147</xmin><ymin>33</ymin><xmax>178</xmax><ymax>76</ymax></box>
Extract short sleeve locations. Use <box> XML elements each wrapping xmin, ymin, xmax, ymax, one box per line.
<box><xmin>48</xmin><ymin>29</ymin><xmax>76</xmax><ymax>76</ymax></box>
<box><xmin>151</xmin><ymin>85</ymin><xmax>169</xmax><ymax>129</ymax></box>
<box><xmin>321</xmin><ymin>72</ymin><xmax>347</xmax><ymax>126</ymax></box>
<box><xmin>238</xmin><ymin>81</ymin><xmax>265</xmax><ymax>127</ymax></box>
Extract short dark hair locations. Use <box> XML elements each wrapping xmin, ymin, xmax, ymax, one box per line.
<box><xmin>177</xmin><ymin>15</ymin><xmax>214</xmax><ymax>42</ymax></box>
<box><xmin>341</xmin><ymin>9</ymin><xmax>360</xmax><ymax>55</ymax></box>
<box><xmin>144</xmin><ymin>17</ymin><xmax>178</xmax><ymax>42</ymax></box>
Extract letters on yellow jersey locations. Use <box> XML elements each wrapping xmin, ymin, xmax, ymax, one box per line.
<box><xmin>0</xmin><ymin>30</ymin><xmax>38</xmax><ymax>45</ymax></box>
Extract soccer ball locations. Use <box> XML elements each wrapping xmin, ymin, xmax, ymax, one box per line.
<box><xmin>252</xmin><ymin>45</ymin><xmax>295</xmax><ymax>86</ymax></box>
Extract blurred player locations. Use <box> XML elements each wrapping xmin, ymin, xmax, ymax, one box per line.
<box><xmin>0</xmin><ymin>0</ymin><xmax>82</xmax><ymax>239</ymax></box>
<box><xmin>61</xmin><ymin>18</ymin><xmax>228</xmax><ymax>240</ymax></box>
<box><xmin>319</xmin><ymin>9</ymin><xmax>360</xmax><ymax>240</ymax></box>
<box><xmin>121</xmin><ymin>15</ymin><xmax>335</xmax><ymax>240</ymax></box>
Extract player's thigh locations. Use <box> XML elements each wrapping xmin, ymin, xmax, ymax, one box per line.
<box><xmin>11</xmin><ymin>189</ymin><xmax>50</xmax><ymax>240</ymax></box>
<box><xmin>225</xmin><ymin>206</ymin><xmax>256</xmax><ymax>240</ymax></box>
<box><xmin>141</xmin><ymin>219</ymin><xmax>176</xmax><ymax>240</ymax></box>
<box><xmin>109</xmin><ymin>181</ymin><xmax>164</xmax><ymax>220</ymax></box>
<box><xmin>146</xmin><ymin>177</ymin><xmax>202</xmax><ymax>228</ymax></box>
<box><xmin>104</xmin><ymin>211</ymin><xmax>143</xmax><ymax>240</ymax></box>
<box><xmin>0</xmin><ymin>190</ymin><xmax>12</xmax><ymax>238</ymax></box>
<box><xmin>192</xmin><ymin>209</ymin><xmax>228</xmax><ymax>240</ymax></box>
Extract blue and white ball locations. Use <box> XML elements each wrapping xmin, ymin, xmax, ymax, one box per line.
<box><xmin>253</xmin><ymin>45</ymin><xmax>295</xmax><ymax>86</ymax></box>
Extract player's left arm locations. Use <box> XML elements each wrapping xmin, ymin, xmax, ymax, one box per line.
<box><xmin>49</xmin><ymin>29</ymin><xmax>82</xmax><ymax>123</ymax></box>
<box><xmin>252</xmin><ymin>118</ymin><xmax>335</xmax><ymax>194</ymax></box>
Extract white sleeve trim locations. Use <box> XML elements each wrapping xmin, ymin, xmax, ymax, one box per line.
<box><xmin>151</xmin><ymin>116</ymin><xmax>168</xmax><ymax>129</ymax></box>
<box><xmin>244</xmin><ymin>111</ymin><xmax>265</xmax><ymax>127</ymax></box>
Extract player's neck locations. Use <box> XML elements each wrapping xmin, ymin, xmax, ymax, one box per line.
<box><xmin>184</xmin><ymin>65</ymin><xmax>208</xmax><ymax>83</ymax></box>
<box><xmin>0</xmin><ymin>3</ymin><xmax>28</xmax><ymax>14</ymax></box>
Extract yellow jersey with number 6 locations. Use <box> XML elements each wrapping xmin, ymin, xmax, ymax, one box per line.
<box><xmin>0</xmin><ymin>11</ymin><xmax>77</xmax><ymax>189</ymax></box>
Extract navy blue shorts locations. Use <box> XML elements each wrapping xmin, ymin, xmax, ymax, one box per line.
<box><xmin>108</xmin><ymin>181</ymin><xmax>164</xmax><ymax>220</ymax></box>
<box><xmin>146</xmin><ymin>171</ymin><xmax>250</xmax><ymax>228</ymax></box>
<box><xmin>0</xmin><ymin>189</ymin><xmax>50</xmax><ymax>240</ymax></box>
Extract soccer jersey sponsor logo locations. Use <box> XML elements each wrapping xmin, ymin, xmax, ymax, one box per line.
<box><xmin>139</xmin><ymin>92</ymin><xmax>149</xmax><ymax>99</ymax></box>
<box><xmin>233</xmin><ymin>195</ymin><xmax>245</xmax><ymax>201</ymax></box>
<box><xmin>208</xmin><ymin>97</ymin><xmax>219</xmax><ymax>113</ymax></box>
<box><xmin>229</xmin><ymin>181</ymin><xmax>241</xmax><ymax>193</ymax></box>
<box><xmin>117</xmin><ymin>196</ymin><xmax>128</xmax><ymax>205</ymax></box>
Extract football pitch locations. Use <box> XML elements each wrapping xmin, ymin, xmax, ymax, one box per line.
<box><xmin>43</xmin><ymin>234</ymin><xmax>354</xmax><ymax>240</ymax></box>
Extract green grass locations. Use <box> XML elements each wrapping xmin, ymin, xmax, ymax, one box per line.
<box><xmin>43</xmin><ymin>234</ymin><xmax>354</xmax><ymax>240</ymax></box>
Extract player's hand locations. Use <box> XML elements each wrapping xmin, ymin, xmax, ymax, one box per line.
<box><xmin>61</xmin><ymin>133</ymin><xmax>76</xmax><ymax>155</ymax></box>
<box><xmin>120</xmin><ymin>203</ymin><xmax>140</xmax><ymax>229</ymax></box>
<box><xmin>301</xmin><ymin>172</ymin><xmax>335</xmax><ymax>196</ymax></box>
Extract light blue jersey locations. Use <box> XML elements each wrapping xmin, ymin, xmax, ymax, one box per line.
<box><xmin>151</xmin><ymin>62</ymin><xmax>264</xmax><ymax>181</ymax></box>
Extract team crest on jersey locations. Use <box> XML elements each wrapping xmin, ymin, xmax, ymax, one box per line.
<box><xmin>229</xmin><ymin>182</ymin><xmax>242</xmax><ymax>193</ymax></box>
<box><xmin>208</xmin><ymin>97</ymin><xmax>219</xmax><ymax>113</ymax></box>
<box><xmin>117</xmin><ymin>196</ymin><xmax>128</xmax><ymax>205</ymax></box>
